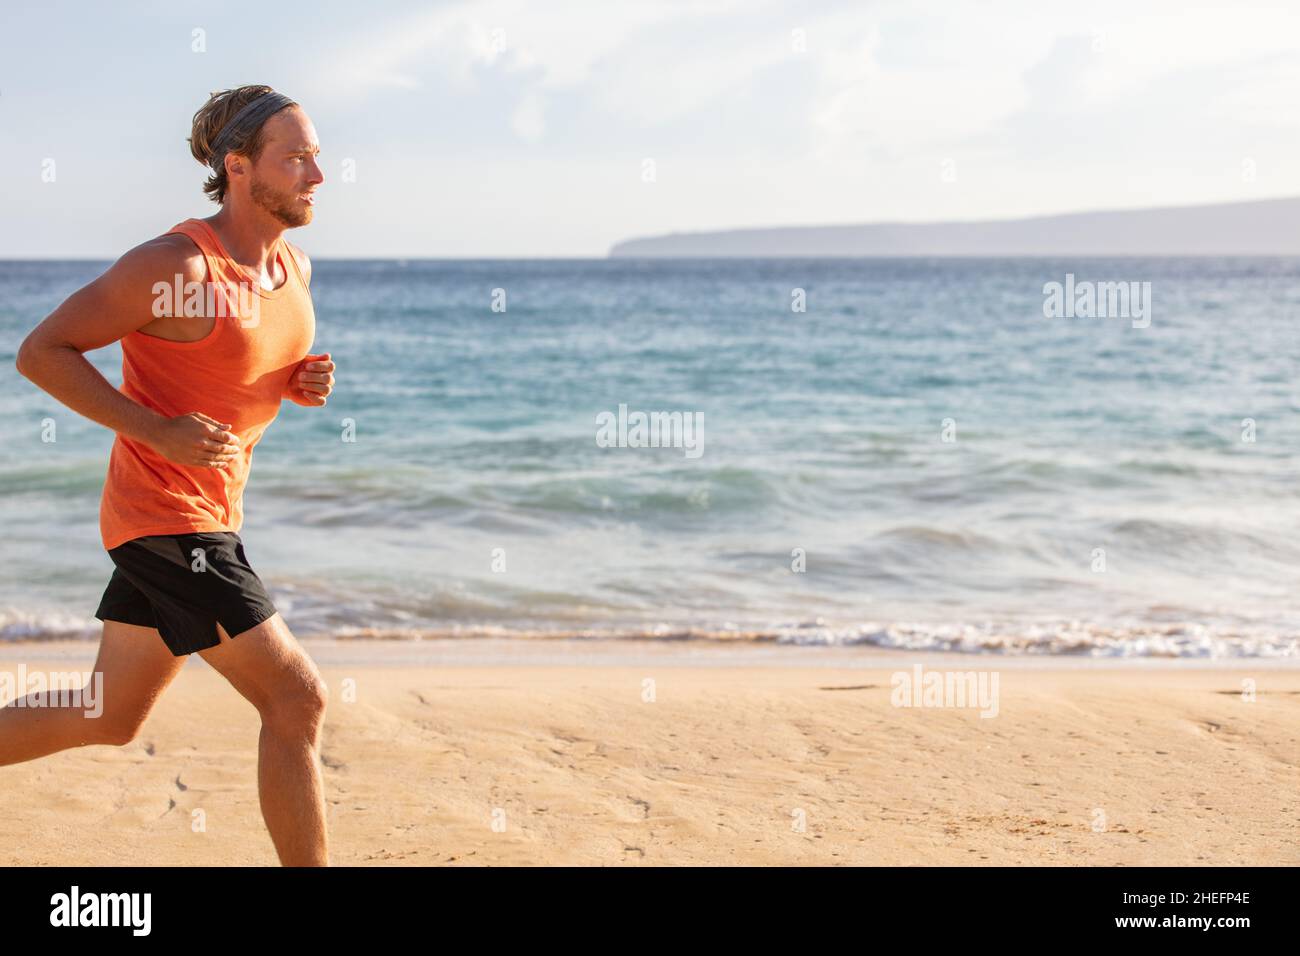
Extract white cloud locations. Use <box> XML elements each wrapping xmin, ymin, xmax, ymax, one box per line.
<box><xmin>304</xmin><ymin>0</ymin><xmax>741</xmax><ymax>102</ymax></box>
<box><xmin>1205</xmin><ymin>58</ymin><xmax>1300</xmax><ymax>129</ymax></box>
<box><xmin>511</xmin><ymin>91</ymin><xmax>546</xmax><ymax>141</ymax></box>
<box><xmin>808</xmin><ymin>23</ymin><xmax>1030</xmax><ymax>162</ymax></box>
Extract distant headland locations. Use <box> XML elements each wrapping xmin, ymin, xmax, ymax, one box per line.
<box><xmin>608</xmin><ymin>196</ymin><xmax>1300</xmax><ymax>257</ymax></box>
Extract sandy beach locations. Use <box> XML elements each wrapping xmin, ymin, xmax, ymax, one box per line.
<box><xmin>1</xmin><ymin>639</ymin><xmax>1296</xmax><ymax>866</ymax></box>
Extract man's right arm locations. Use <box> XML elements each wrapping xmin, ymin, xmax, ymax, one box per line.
<box><xmin>14</xmin><ymin>236</ymin><xmax>241</xmax><ymax>468</ymax></box>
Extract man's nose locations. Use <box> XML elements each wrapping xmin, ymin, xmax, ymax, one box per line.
<box><xmin>307</xmin><ymin>157</ymin><xmax>324</xmax><ymax>186</ymax></box>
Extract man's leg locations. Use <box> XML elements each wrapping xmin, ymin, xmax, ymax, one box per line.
<box><xmin>197</xmin><ymin>612</ymin><xmax>329</xmax><ymax>866</ymax></box>
<box><xmin>0</xmin><ymin>620</ymin><xmax>186</xmax><ymax>765</ymax></box>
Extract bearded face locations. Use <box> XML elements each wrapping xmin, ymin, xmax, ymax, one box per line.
<box><xmin>250</xmin><ymin>173</ymin><xmax>313</xmax><ymax>227</ymax></box>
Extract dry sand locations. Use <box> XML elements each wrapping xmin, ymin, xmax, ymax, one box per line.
<box><xmin>1</xmin><ymin>640</ymin><xmax>1296</xmax><ymax>865</ymax></box>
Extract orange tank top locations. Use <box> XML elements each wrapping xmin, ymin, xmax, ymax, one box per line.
<box><xmin>99</xmin><ymin>218</ymin><xmax>316</xmax><ymax>551</ymax></box>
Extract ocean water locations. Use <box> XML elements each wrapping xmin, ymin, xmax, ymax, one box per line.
<box><xmin>2</xmin><ymin>256</ymin><xmax>1300</xmax><ymax>658</ymax></box>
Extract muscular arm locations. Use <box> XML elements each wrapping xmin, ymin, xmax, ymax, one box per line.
<box><xmin>14</xmin><ymin>237</ymin><xmax>202</xmax><ymax>443</ymax></box>
<box><xmin>15</xmin><ymin>236</ymin><xmax>241</xmax><ymax>468</ymax></box>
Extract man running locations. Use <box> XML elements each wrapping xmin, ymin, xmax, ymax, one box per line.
<box><xmin>8</xmin><ymin>85</ymin><xmax>334</xmax><ymax>866</ymax></box>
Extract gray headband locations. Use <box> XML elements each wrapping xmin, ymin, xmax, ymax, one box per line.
<box><xmin>208</xmin><ymin>91</ymin><xmax>297</xmax><ymax>173</ymax></box>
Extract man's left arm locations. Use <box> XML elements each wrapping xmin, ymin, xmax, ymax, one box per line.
<box><xmin>282</xmin><ymin>243</ymin><xmax>334</xmax><ymax>406</ymax></box>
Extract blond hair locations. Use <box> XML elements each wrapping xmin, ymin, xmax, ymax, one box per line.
<box><xmin>187</xmin><ymin>85</ymin><xmax>296</xmax><ymax>204</ymax></box>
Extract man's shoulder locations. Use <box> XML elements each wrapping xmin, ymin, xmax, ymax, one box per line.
<box><xmin>113</xmin><ymin>232</ymin><xmax>207</xmax><ymax>286</ymax></box>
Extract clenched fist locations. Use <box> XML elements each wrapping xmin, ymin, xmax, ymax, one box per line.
<box><xmin>146</xmin><ymin>411</ymin><xmax>241</xmax><ymax>469</ymax></box>
<box><xmin>285</xmin><ymin>352</ymin><xmax>335</xmax><ymax>406</ymax></box>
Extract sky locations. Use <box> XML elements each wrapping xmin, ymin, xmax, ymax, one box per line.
<box><xmin>2</xmin><ymin>0</ymin><xmax>1299</xmax><ymax>258</ymax></box>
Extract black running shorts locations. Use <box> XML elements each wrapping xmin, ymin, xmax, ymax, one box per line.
<box><xmin>94</xmin><ymin>532</ymin><xmax>279</xmax><ymax>656</ymax></box>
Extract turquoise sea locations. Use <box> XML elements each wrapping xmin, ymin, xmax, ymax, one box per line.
<box><xmin>2</xmin><ymin>257</ymin><xmax>1299</xmax><ymax>657</ymax></box>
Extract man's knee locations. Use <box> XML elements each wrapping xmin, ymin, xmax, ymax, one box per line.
<box><xmin>88</xmin><ymin>711</ymin><xmax>148</xmax><ymax>747</ymax></box>
<box><xmin>205</xmin><ymin>615</ymin><xmax>328</xmax><ymax>733</ymax></box>
<box><xmin>262</xmin><ymin>669</ymin><xmax>328</xmax><ymax>734</ymax></box>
